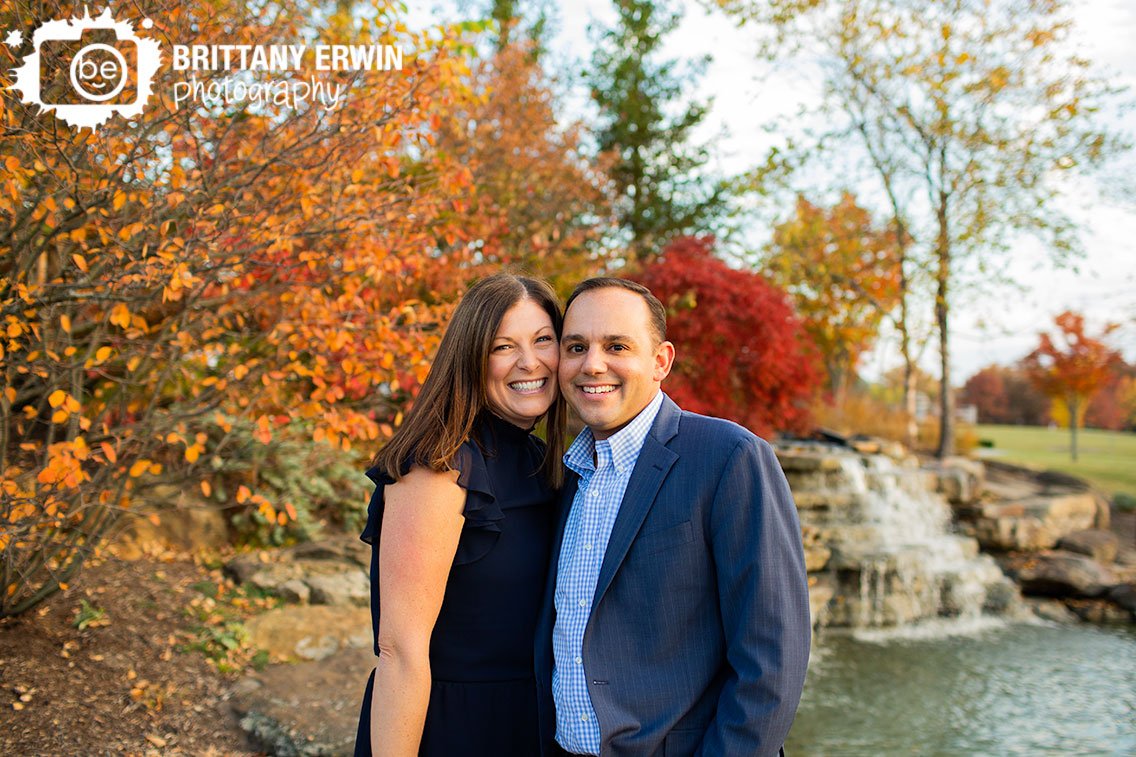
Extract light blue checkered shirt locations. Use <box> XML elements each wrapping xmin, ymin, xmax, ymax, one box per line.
<box><xmin>553</xmin><ymin>391</ymin><xmax>665</xmax><ymax>754</ymax></box>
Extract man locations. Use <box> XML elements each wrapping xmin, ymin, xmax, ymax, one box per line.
<box><xmin>534</xmin><ymin>277</ymin><xmax>811</xmax><ymax>756</ymax></box>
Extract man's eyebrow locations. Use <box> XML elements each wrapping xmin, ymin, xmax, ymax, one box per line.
<box><xmin>561</xmin><ymin>333</ymin><xmax>636</xmax><ymax>343</ymax></box>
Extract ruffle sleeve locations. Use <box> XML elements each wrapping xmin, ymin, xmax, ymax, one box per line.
<box><xmin>358</xmin><ymin>439</ymin><xmax>504</xmax><ymax>566</ymax></box>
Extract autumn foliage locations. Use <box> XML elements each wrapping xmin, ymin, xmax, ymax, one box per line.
<box><xmin>0</xmin><ymin>1</ymin><xmax>610</xmax><ymax>615</ymax></box>
<box><xmin>1022</xmin><ymin>311</ymin><xmax>1122</xmax><ymax>460</ymax></box>
<box><xmin>766</xmin><ymin>192</ymin><xmax>901</xmax><ymax>399</ymax></box>
<box><xmin>634</xmin><ymin>236</ymin><xmax>819</xmax><ymax>437</ymax></box>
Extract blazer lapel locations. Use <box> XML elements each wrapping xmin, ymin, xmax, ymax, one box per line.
<box><xmin>590</xmin><ymin>395</ymin><xmax>681</xmax><ymax>612</ymax></box>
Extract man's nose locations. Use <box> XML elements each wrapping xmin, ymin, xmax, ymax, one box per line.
<box><xmin>581</xmin><ymin>346</ymin><xmax>605</xmax><ymax>375</ymax></box>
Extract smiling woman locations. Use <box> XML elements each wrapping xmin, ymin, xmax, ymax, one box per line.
<box><xmin>486</xmin><ymin>299</ymin><xmax>560</xmax><ymax>430</ymax></box>
<box><xmin>355</xmin><ymin>273</ymin><xmax>566</xmax><ymax>757</ymax></box>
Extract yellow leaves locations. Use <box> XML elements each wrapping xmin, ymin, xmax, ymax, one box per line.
<box><xmin>60</xmin><ymin>314</ymin><xmax>71</xmax><ymax>334</ymax></box>
<box><xmin>110</xmin><ymin>303</ymin><xmax>131</xmax><ymax>330</ymax></box>
<box><xmin>128</xmin><ymin>459</ymin><xmax>161</xmax><ymax>478</ymax></box>
<box><xmin>113</xmin><ymin>191</ymin><xmax>127</xmax><ymax>211</ymax></box>
<box><xmin>236</xmin><ymin>485</ymin><xmax>251</xmax><ymax>504</ymax></box>
<box><xmin>4</xmin><ymin>156</ymin><xmax>19</xmax><ymax>172</ymax></box>
<box><xmin>200</xmin><ymin>480</ymin><xmax>212</xmax><ymax>498</ymax></box>
<box><xmin>3</xmin><ymin>387</ymin><xmax>14</xmax><ymax>404</ymax></box>
<box><xmin>100</xmin><ymin>442</ymin><xmax>117</xmax><ymax>464</ymax></box>
<box><xmin>95</xmin><ymin>346</ymin><xmax>113</xmax><ymax>364</ymax></box>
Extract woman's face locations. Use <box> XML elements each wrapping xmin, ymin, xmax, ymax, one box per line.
<box><xmin>485</xmin><ymin>298</ymin><xmax>559</xmax><ymax>428</ymax></box>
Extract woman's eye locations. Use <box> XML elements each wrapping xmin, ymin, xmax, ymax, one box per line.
<box><xmin>536</xmin><ymin>335</ymin><xmax>555</xmax><ymax>344</ymax></box>
<box><xmin>492</xmin><ymin>344</ymin><xmax>512</xmax><ymax>352</ymax></box>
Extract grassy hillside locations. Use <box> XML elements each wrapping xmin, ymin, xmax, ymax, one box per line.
<box><xmin>974</xmin><ymin>424</ymin><xmax>1136</xmax><ymax>500</ymax></box>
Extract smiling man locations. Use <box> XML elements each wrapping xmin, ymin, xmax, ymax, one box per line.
<box><xmin>535</xmin><ymin>277</ymin><xmax>811</xmax><ymax>757</ymax></box>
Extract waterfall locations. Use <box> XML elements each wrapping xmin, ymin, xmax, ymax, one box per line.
<box><xmin>784</xmin><ymin>447</ymin><xmax>1017</xmax><ymax>629</ymax></box>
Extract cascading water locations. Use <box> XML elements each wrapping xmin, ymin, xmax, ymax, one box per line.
<box><xmin>782</xmin><ymin>447</ymin><xmax>1017</xmax><ymax>629</ymax></box>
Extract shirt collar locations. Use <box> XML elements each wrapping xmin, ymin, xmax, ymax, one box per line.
<box><xmin>564</xmin><ymin>391</ymin><xmax>666</xmax><ymax>476</ymax></box>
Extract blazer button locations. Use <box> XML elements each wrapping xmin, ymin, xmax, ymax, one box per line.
<box><xmin>591</xmin><ymin>679</ymin><xmax>609</xmax><ymax>685</ymax></box>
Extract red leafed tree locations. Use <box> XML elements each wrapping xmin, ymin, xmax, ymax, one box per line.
<box><xmin>961</xmin><ymin>365</ymin><xmax>1050</xmax><ymax>426</ymax></box>
<box><xmin>1023</xmin><ymin>311</ymin><xmax>1121</xmax><ymax>461</ymax></box>
<box><xmin>634</xmin><ymin>236</ymin><xmax>820</xmax><ymax>437</ymax></box>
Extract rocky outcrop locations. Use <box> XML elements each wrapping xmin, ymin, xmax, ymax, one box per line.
<box><xmin>244</xmin><ymin>605</ymin><xmax>371</xmax><ymax>662</ymax></box>
<box><xmin>1000</xmin><ymin>550</ymin><xmax>1116</xmax><ymax>598</ymax></box>
<box><xmin>967</xmin><ymin>494</ymin><xmax>1102</xmax><ymax>552</ymax></box>
<box><xmin>226</xmin><ymin>536</ymin><xmax>376</xmax><ymax>754</ymax></box>
<box><xmin>230</xmin><ymin>646</ymin><xmax>373</xmax><ymax>756</ymax></box>
<box><xmin>1058</xmin><ymin>529</ymin><xmax>1120</xmax><ymax>563</ymax></box>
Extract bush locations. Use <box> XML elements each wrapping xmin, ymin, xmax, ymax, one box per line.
<box><xmin>1114</xmin><ymin>492</ymin><xmax>1136</xmax><ymax>513</ymax></box>
<box><xmin>196</xmin><ymin>417</ymin><xmax>371</xmax><ymax>547</ymax></box>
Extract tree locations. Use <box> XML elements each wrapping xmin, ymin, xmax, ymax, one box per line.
<box><xmin>1083</xmin><ymin>359</ymin><xmax>1134</xmax><ymax>431</ymax></box>
<box><xmin>719</xmin><ymin>0</ymin><xmax>1128</xmax><ymax>457</ymax></box>
<box><xmin>0</xmin><ymin>0</ymin><xmax>498</xmax><ymax>615</ymax></box>
<box><xmin>1023</xmin><ymin>311</ymin><xmax>1121</xmax><ymax>461</ymax></box>
<box><xmin>766</xmin><ymin>192</ymin><xmax>901</xmax><ymax>401</ymax></box>
<box><xmin>436</xmin><ymin>36</ymin><xmax>617</xmax><ymax>293</ymax></box>
<box><xmin>588</xmin><ymin>0</ymin><xmax>724</xmax><ymax>259</ymax></box>
<box><xmin>961</xmin><ymin>364</ymin><xmax>1049</xmax><ymax>425</ymax></box>
<box><xmin>634</xmin><ymin>236</ymin><xmax>820</xmax><ymax>437</ymax></box>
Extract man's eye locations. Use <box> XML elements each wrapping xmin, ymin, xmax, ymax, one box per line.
<box><xmin>609</xmin><ymin>344</ymin><xmax>627</xmax><ymax>352</ymax></box>
<box><xmin>564</xmin><ymin>344</ymin><xmax>584</xmax><ymax>354</ymax></box>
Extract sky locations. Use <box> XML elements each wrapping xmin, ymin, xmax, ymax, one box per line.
<box><xmin>437</xmin><ymin>0</ymin><xmax>1136</xmax><ymax>384</ymax></box>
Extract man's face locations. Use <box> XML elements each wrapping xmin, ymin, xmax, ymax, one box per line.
<box><xmin>559</xmin><ymin>287</ymin><xmax>674</xmax><ymax>440</ymax></box>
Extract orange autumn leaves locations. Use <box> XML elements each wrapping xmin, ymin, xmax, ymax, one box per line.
<box><xmin>1</xmin><ymin>2</ymin><xmax>597</xmax><ymax>614</ymax></box>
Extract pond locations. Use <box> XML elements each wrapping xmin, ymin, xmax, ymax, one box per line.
<box><xmin>786</xmin><ymin>620</ymin><xmax>1136</xmax><ymax>756</ymax></box>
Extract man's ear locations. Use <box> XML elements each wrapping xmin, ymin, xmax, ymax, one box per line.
<box><xmin>653</xmin><ymin>341</ymin><xmax>675</xmax><ymax>382</ymax></box>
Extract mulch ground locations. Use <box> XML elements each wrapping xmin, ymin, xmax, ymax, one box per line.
<box><xmin>0</xmin><ymin>555</ymin><xmax>260</xmax><ymax>756</ymax></box>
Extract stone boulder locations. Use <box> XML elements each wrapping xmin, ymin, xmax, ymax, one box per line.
<box><xmin>111</xmin><ymin>504</ymin><xmax>230</xmax><ymax>558</ymax></box>
<box><xmin>1108</xmin><ymin>583</ymin><xmax>1136</xmax><ymax>617</ymax></box>
<box><xmin>928</xmin><ymin>457</ymin><xmax>985</xmax><ymax>506</ymax></box>
<box><xmin>801</xmin><ymin>526</ymin><xmax>832</xmax><ymax>573</ymax></box>
<box><xmin>971</xmin><ymin>493</ymin><xmax>1101</xmax><ymax>552</ymax></box>
<box><xmin>245</xmin><ymin>605</ymin><xmax>371</xmax><ymax>662</ymax></box>
<box><xmin>1002</xmin><ymin>550</ymin><xmax>1116</xmax><ymax>598</ymax></box>
<box><xmin>231</xmin><ymin>646</ymin><xmax>374</xmax><ymax>756</ymax></box>
<box><xmin>1058</xmin><ymin>529</ymin><xmax>1120</xmax><ymax>564</ymax></box>
<box><xmin>224</xmin><ymin>536</ymin><xmax>371</xmax><ymax>606</ymax></box>
<box><xmin>307</xmin><ymin>571</ymin><xmax>370</xmax><ymax>607</ymax></box>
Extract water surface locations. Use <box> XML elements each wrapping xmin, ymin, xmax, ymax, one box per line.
<box><xmin>786</xmin><ymin>621</ymin><xmax>1136</xmax><ymax>756</ymax></box>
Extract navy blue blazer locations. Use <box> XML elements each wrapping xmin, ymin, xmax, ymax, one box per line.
<box><xmin>535</xmin><ymin>395</ymin><xmax>811</xmax><ymax>756</ymax></box>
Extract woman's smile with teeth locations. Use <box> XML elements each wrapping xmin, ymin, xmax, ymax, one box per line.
<box><xmin>508</xmin><ymin>378</ymin><xmax>547</xmax><ymax>393</ymax></box>
<box><xmin>582</xmin><ymin>385</ymin><xmax>617</xmax><ymax>394</ymax></box>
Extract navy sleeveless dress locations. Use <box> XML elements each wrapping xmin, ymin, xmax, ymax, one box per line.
<box><xmin>354</xmin><ymin>412</ymin><xmax>556</xmax><ymax>756</ymax></box>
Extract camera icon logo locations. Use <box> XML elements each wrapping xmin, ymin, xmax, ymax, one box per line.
<box><xmin>9</xmin><ymin>7</ymin><xmax>162</xmax><ymax>130</ymax></box>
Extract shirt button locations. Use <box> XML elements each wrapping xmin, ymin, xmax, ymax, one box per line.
<box><xmin>580</xmin><ymin>714</ymin><xmax>589</xmax><ymax>721</ymax></box>
<box><xmin>578</xmin><ymin>599</ymin><xmax>587</xmax><ymax>608</ymax></box>
<box><xmin>583</xmin><ymin>543</ymin><xmax>592</xmax><ymax>551</ymax></box>
<box><xmin>574</xmin><ymin>656</ymin><xmax>582</xmax><ymax>664</ymax></box>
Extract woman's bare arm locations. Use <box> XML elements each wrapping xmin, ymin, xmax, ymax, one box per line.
<box><xmin>369</xmin><ymin>466</ymin><xmax>466</xmax><ymax>756</ymax></box>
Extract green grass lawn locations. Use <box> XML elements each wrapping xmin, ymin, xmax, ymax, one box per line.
<box><xmin>974</xmin><ymin>424</ymin><xmax>1136</xmax><ymax>499</ymax></box>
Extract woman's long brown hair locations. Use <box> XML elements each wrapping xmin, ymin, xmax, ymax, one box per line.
<box><xmin>371</xmin><ymin>273</ymin><xmax>565</xmax><ymax>488</ymax></box>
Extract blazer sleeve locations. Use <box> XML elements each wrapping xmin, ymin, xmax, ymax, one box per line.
<box><xmin>698</xmin><ymin>436</ymin><xmax>811</xmax><ymax>757</ymax></box>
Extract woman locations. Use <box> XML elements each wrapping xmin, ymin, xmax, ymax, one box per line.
<box><xmin>354</xmin><ymin>273</ymin><xmax>566</xmax><ymax>757</ymax></box>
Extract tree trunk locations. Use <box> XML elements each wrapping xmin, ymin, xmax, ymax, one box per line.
<box><xmin>935</xmin><ymin>183</ymin><xmax>954</xmax><ymax>459</ymax></box>
<box><xmin>1069</xmin><ymin>395</ymin><xmax>1080</xmax><ymax>462</ymax></box>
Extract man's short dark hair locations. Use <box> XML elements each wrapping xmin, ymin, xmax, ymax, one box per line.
<box><xmin>565</xmin><ymin>277</ymin><xmax>667</xmax><ymax>345</ymax></box>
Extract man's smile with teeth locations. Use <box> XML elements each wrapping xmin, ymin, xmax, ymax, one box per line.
<box><xmin>508</xmin><ymin>378</ymin><xmax>548</xmax><ymax>392</ymax></box>
<box><xmin>581</xmin><ymin>385</ymin><xmax>617</xmax><ymax>394</ymax></box>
